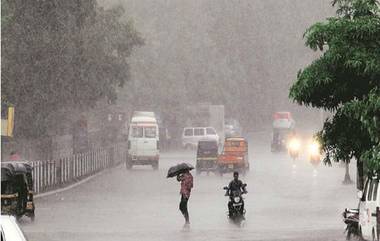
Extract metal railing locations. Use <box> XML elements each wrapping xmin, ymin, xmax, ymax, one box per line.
<box><xmin>30</xmin><ymin>143</ymin><xmax>126</xmax><ymax>194</ymax></box>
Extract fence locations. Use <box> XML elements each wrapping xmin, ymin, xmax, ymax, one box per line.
<box><xmin>30</xmin><ymin>143</ymin><xmax>127</xmax><ymax>194</ymax></box>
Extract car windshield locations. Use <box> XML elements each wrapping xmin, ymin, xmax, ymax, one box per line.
<box><xmin>144</xmin><ymin>127</ymin><xmax>156</xmax><ymax>138</ymax></box>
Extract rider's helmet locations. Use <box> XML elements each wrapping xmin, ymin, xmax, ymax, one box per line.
<box><xmin>233</xmin><ymin>171</ymin><xmax>239</xmax><ymax>180</ymax></box>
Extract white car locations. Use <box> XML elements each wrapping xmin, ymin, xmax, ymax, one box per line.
<box><xmin>1</xmin><ymin>215</ymin><xmax>28</xmax><ymax>241</ymax></box>
<box><xmin>182</xmin><ymin>127</ymin><xmax>219</xmax><ymax>149</ymax></box>
<box><xmin>358</xmin><ymin>177</ymin><xmax>380</xmax><ymax>240</ymax></box>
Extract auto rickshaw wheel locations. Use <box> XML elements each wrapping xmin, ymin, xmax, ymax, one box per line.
<box><xmin>30</xmin><ymin>212</ymin><xmax>35</xmax><ymax>222</ymax></box>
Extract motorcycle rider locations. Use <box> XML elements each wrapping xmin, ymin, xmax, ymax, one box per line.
<box><xmin>225</xmin><ymin>171</ymin><xmax>247</xmax><ymax>217</ymax></box>
<box><xmin>177</xmin><ymin>169</ymin><xmax>193</xmax><ymax>227</ymax></box>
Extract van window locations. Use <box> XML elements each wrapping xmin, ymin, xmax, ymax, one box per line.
<box><xmin>373</xmin><ymin>180</ymin><xmax>379</xmax><ymax>201</ymax></box>
<box><xmin>132</xmin><ymin>126</ymin><xmax>143</xmax><ymax>138</ymax></box>
<box><xmin>194</xmin><ymin>128</ymin><xmax>205</xmax><ymax>136</ymax></box>
<box><xmin>206</xmin><ymin>128</ymin><xmax>216</xmax><ymax>135</ymax></box>
<box><xmin>368</xmin><ymin>180</ymin><xmax>374</xmax><ymax>201</ymax></box>
<box><xmin>144</xmin><ymin>127</ymin><xmax>157</xmax><ymax>138</ymax></box>
<box><xmin>184</xmin><ymin>129</ymin><xmax>193</xmax><ymax>136</ymax></box>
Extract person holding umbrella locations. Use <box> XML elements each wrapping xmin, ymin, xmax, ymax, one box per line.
<box><xmin>167</xmin><ymin>163</ymin><xmax>194</xmax><ymax>227</ymax></box>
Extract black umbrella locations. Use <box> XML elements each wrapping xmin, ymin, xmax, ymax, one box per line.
<box><xmin>167</xmin><ymin>163</ymin><xmax>194</xmax><ymax>178</ymax></box>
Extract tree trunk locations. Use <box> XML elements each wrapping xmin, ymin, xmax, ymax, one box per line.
<box><xmin>343</xmin><ymin>161</ymin><xmax>353</xmax><ymax>185</ymax></box>
<box><xmin>357</xmin><ymin>160</ymin><xmax>365</xmax><ymax>190</ymax></box>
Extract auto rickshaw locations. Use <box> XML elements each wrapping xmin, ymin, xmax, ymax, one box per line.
<box><xmin>1</xmin><ymin>162</ymin><xmax>35</xmax><ymax>221</ymax></box>
<box><xmin>217</xmin><ymin>137</ymin><xmax>249</xmax><ymax>175</ymax></box>
<box><xmin>196</xmin><ymin>139</ymin><xmax>218</xmax><ymax>175</ymax></box>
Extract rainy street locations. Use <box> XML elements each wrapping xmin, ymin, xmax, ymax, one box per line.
<box><xmin>20</xmin><ymin>132</ymin><xmax>357</xmax><ymax>241</ymax></box>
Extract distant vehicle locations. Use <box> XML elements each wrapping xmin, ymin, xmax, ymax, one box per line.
<box><xmin>126</xmin><ymin>111</ymin><xmax>159</xmax><ymax>170</ymax></box>
<box><xmin>225</xmin><ymin>119</ymin><xmax>242</xmax><ymax>138</ymax></box>
<box><xmin>196</xmin><ymin>140</ymin><xmax>218</xmax><ymax>175</ymax></box>
<box><xmin>271</xmin><ymin>112</ymin><xmax>296</xmax><ymax>152</ymax></box>
<box><xmin>358</xmin><ymin>177</ymin><xmax>380</xmax><ymax>241</ymax></box>
<box><xmin>182</xmin><ymin>127</ymin><xmax>219</xmax><ymax>149</ymax></box>
<box><xmin>272</xmin><ymin>112</ymin><xmax>295</xmax><ymax>129</ymax></box>
<box><xmin>0</xmin><ymin>215</ymin><xmax>27</xmax><ymax>241</ymax></box>
<box><xmin>217</xmin><ymin>137</ymin><xmax>249</xmax><ymax>175</ymax></box>
<box><xmin>184</xmin><ymin>104</ymin><xmax>225</xmax><ymax>143</ymax></box>
<box><xmin>1</xmin><ymin>162</ymin><xmax>35</xmax><ymax>221</ymax></box>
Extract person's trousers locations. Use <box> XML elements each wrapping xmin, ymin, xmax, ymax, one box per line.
<box><xmin>179</xmin><ymin>195</ymin><xmax>189</xmax><ymax>223</ymax></box>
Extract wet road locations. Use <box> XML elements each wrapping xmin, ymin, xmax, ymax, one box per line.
<box><xmin>21</xmin><ymin>132</ymin><xmax>358</xmax><ymax>241</ymax></box>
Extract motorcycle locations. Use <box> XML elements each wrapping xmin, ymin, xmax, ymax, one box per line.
<box><xmin>287</xmin><ymin>138</ymin><xmax>301</xmax><ymax>161</ymax></box>
<box><xmin>223</xmin><ymin>184</ymin><xmax>247</xmax><ymax>225</ymax></box>
<box><xmin>342</xmin><ymin>208</ymin><xmax>359</xmax><ymax>240</ymax></box>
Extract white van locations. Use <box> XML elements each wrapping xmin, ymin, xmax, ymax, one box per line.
<box><xmin>358</xmin><ymin>177</ymin><xmax>380</xmax><ymax>240</ymax></box>
<box><xmin>127</xmin><ymin>113</ymin><xmax>159</xmax><ymax>170</ymax></box>
<box><xmin>182</xmin><ymin>127</ymin><xmax>219</xmax><ymax>149</ymax></box>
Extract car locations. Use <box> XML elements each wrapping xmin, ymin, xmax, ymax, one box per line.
<box><xmin>0</xmin><ymin>215</ymin><xmax>28</xmax><ymax>241</ymax></box>
<box><xmin>225</xmin><ymin>119</ymin><xmax>242</xmax><ymax>137</ymax></box>
<box><xmin>358</xmin><ymin>177</ymin><xmax>380</xmax><ymax>240</ymax></box>
<box><xmin>182</xmin><ymin>127</ymin><xmax>219</xmax><ymax>149</ymax></box>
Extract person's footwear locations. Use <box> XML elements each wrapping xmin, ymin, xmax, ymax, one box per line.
<box><xmin>183</xmin><ymin>222</ymin><xmax>190</xmax><ymax>229</ymax></box>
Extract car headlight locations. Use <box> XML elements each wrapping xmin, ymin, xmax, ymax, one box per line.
<box><xmin>234</xmin><ymin>196</ymin><xmax>241</xmax><ymax>203</ymax></box>
<box><xmin>288</xmin><ymin>138</ymin><xmax>301</xmax><ymax>152</ymax></box>
<box><xmin>309</xmin><ymin>141</ymin><xmax>320</xmax><ymax>156</ymax></box>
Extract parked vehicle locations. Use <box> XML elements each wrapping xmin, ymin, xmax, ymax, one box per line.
<box><xmin>126</xmin><ymin>111</ymin><xmax>159</xmax><ymax>170</ymax></box>
<box><xmin>223</xmin><ymin>184</ymin><xmax>247</xmax><ymax>226</ymax></box>
<box><xmin>0</xmin><ymin>215</ymin><xmax>28</xmax><ymax>241</ymax></box>
<box><xmin>217</xmin><ymin>137</ymin><xmax>249</xmax><ymax>175</ymax></box>
<box><xmin>225</xmin><ymin>118</ymin><xmax>242</xmax><ymax>138</ymax></box>
<box><xmin>196</xmin><ymin>140</ymin><xmax>218</xmax><ymax>175</ymax></box>
<box><xmin>182</xmin><ymin>127</ymin><xmax>219</xmax><ymax>149</ymax></box>
<box><xmin>1</xmin><ymin>162</ymin><xmax>35</xmax><ymax>221</ymax></box>
<box><xmin>358</xmin><ymin>177</ymin><xmax>380</xmax><ymax>241</ymax></box>
<box><xmin>343</xmin><ymin>208</ymin><xmax>359</xmax><ymax>240</ymax></box>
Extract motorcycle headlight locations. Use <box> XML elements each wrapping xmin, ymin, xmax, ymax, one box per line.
<box><xmin>288</xmin><ymin>138</ymin><xmax>301</xmax><ymax>152</ymax></box>
<box><xmin>309</xmin><ymin>141</ymin><xmax>320</xmax><ymax>156</ymax></box>
<box><xmin>234</xmin><ymin>196</ymin><xmax>241</xmax><ymax>203</ymax></box>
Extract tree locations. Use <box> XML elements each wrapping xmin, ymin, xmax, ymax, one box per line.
<box><xmin>1</xmin><ymin>0</ymin><xmax>143</xmax><ymax>139</ymax></box>
<box><xmin>289</xmin><ymin>0</ymin><xmax>380</xmax><ymax>189</ymax></box>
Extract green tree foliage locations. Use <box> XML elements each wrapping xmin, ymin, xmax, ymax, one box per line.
<box><xmin>1</xmin><ymin>0</ymin><xmax>143</xmax><ymax>139</ymax></box>
<box><xmin>289</xmin><ymin>0</ymin><xmax>380</xmax><ymax>188</ymax></box>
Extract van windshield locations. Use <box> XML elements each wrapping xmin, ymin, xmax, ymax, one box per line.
<box><xmin>145</xmin><ymin>127</ymin><xmax>157</xmax><ymax>138</ymax></box>
<box><xmin>132</xmin><ymin>126</ymin><xmax>143</xmax><ymax>138</ymax></box>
